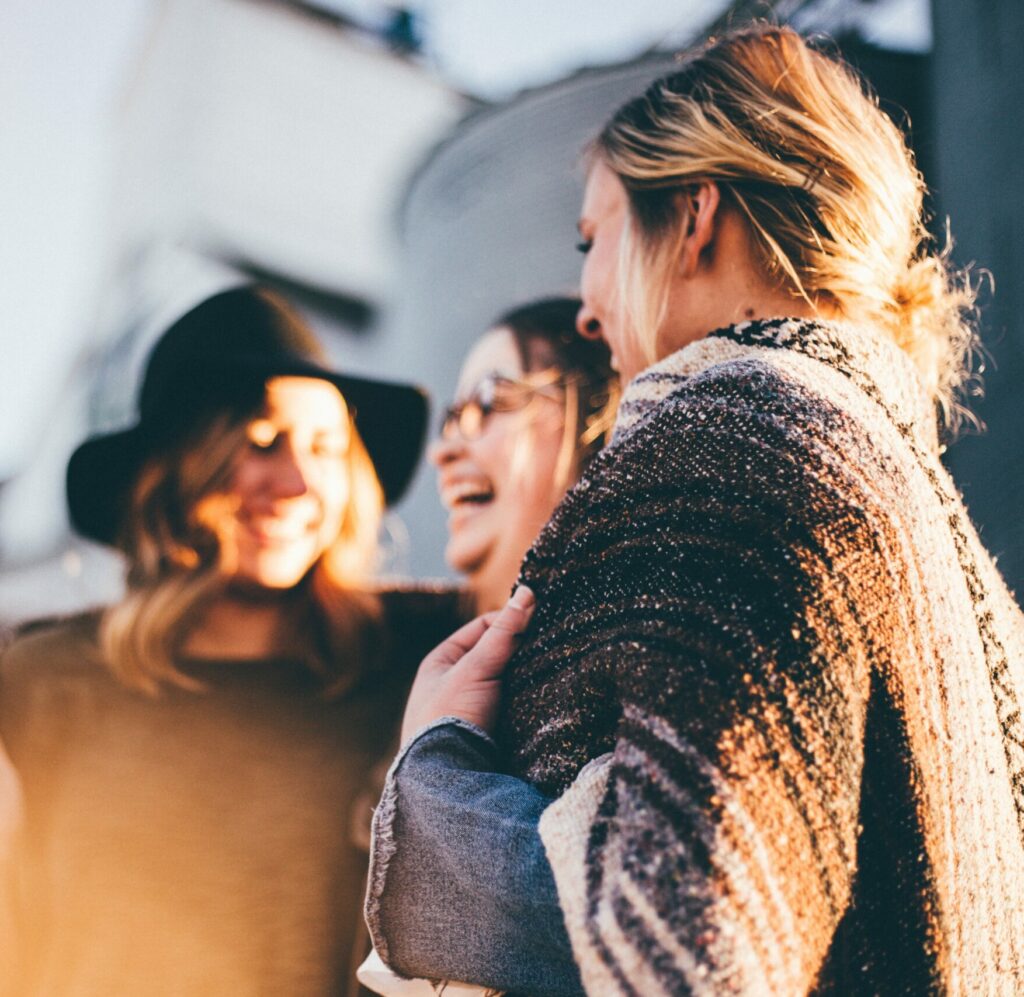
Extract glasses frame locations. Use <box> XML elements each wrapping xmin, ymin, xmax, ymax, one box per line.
<box><xmin>439</xmin><ymin>370</ymin><xmax>571</xmax><ymax>441</ymax></box>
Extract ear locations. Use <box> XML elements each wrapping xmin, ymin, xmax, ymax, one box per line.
<box><xmin>677</xmin><ymin>181</ymin><xmax>721</xmax><ymax>279</ymax></box>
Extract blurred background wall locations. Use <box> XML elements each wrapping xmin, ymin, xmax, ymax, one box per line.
<box><xmin>1</xmin><ymin>0</ymin><xmax>1019</xmax><ymax>626</ymax></box>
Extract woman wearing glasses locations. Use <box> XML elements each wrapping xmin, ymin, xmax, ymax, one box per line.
<box><xmin>367</xmin><ymin>25</ymin><xmax>1024</xmax><ymax>997</ymax></box>
<box><xmin>357</xmin><ymin>299</ymin><xmax>616</xmax><ymax>997</ymax></box>
<box><xmin>431</xmin><ymin>298</ymin><xmax>618</xmax><ymax>615</ymax></box>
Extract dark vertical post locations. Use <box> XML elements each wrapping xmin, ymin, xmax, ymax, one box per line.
<box><xmin>932</xmin><ymin>0</ymin><xmax>1024</xmax><ymax>597</ymax></box>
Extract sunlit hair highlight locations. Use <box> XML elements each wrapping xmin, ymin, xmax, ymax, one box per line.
<box><xmin>101</xmin><ymin>395</ymin><xmax>384</xmax><ymax>696</ymax></box>
<box><xmin>593</xmin><ymin>24</ymin><xmax>979</xmax><ymax>433</ymax></box>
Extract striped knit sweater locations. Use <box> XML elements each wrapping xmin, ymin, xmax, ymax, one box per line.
<box><xmin>499</xmin><ymin>317</ymin><xmax>1024</xmax><ymax>995</ymax></box>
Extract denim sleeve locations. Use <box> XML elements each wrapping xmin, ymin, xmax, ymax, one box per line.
<box><xmin>365</xmin><ymin>717</ymin><xmax>584</xmax><ymax>997</ymax></box>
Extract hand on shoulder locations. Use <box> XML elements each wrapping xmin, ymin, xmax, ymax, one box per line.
<box><xmin>400</xmin><ymin>586</ymin><xmax>535</xmax><ymax>744</ymax></box>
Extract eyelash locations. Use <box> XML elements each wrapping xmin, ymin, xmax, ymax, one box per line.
<box><xmin>249</xmin><ymin>436</ymin><xmax>343</xmax><ymax>458</ymax></box>
<box><xmin>575</xmin><ymin>240</ymin><xmax>592</xmax><ymax>255</ymax></box>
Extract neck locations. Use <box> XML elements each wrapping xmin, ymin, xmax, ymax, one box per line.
<box><xmin>181</xmin><ymin>590</ymin><xmax>297</xmax><ymax>659</ymax></box>
<box><xmin>662</xmin><ymin>290</ymin><xmax>825</xmax><ymax>363</ymax></box>
<box><xmin>657</xmin><ymin>204</ymin><xmax>835</xmax><ymax>362</ymax></box>
<box><xmin>472</xmin><ymin>581</ymin><xmax>506</xmax><ymax>616</ymax></box>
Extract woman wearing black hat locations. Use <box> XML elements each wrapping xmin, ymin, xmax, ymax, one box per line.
<box><xmin>0</xmin><ymin>286</ymin><xmax>462</xmax><ymax>996</ymax></box>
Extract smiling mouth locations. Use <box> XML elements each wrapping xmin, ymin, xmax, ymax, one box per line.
<box><xmin>241</xmin><ymin>518</ymin><xmax>316</xmax><ymax>545</ymax></box>
<box><xmin>442</xmin><ymin>480</ymin><xmax>495</xmax><ymax>511</ymax></box>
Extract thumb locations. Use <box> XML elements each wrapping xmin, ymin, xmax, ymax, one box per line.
<box><xmin>458</xmin><ymin>585</ymin><xmax>535</xmax><ymax>682</ymax></box>
<box><xmin>489</xmin><ymin>585</ymin><xmax>535</xmax><ymax>633</ymax></box>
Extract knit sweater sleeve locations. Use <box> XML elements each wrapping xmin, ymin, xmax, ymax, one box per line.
<box><xmin>526</xmin><ymin>364</ymin><xmax>882</xmax><ymax>995</ymax></box>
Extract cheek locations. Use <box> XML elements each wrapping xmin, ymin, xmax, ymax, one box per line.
<box><xmin>226</xmin><ymin>457</ymin><xmax>259</xmax><ymax>504</ymax></box>
<box><xmin>582</xmin><ymin>240</ymin><xmax>616</xmax><ymax>307</ymax></box>
<box><xmin>318</xmin><ymin>467</ymin><xmax>350</xmax><ymax>528</ymax></box>
<box><xmin>498</xmin><ymin>415</ymin><xmax>557</xmax><ymax>492</ymax></box>
<box><xmin>470</xmin><ymin>423</ymin><xmax>521</xmax><ymax>482</ymax></box>
<box><xmin>503</xmin><ymin>421</ymin><xmax>566</xmax><ymax>519</ymax></box>
<box><xmin>579</xmin><ymin>253</ymin><xmax>600</xmax><ymax>309</ymax></box>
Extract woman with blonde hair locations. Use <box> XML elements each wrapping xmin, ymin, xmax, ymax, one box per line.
<box><xmin>0</xmin><ymin>286</ymin><xmax>460</xmax><ymax>995</ymax></box>
<box><xmin>364</xmin><ymin>25</ymin><xmax>1024</xmax><ymax>996</ymax></box>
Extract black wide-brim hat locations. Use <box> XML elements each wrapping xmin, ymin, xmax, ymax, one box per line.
<box><xmin>67</xmin><ymin>286</ymin><xmax>428</xmax><ymax>547</ymax></box>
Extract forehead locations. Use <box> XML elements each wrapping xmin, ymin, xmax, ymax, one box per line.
<box><xmin>261</xmin><ymin>375</ymin><xmax>348</xmax><ymax>427</ymax></box>
<box><xmin>456</xmin><ymin>327</ymin><xmax>524</xmax><ymax>397</ymax></box>
<box><xmin>580</xmin><ymin>159</ymin><xmax>628</xmax><ymax>223</ymax></box>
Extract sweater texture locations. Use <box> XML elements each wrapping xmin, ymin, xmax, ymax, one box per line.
<box><xmin>500</xmin><ymin>317</ymin><xmax>1024</xmax><ymax>995</ymax></box>
<box><xmin>0</xmin><ymin>587</ymin><xmax>463</xmax><ymax>997</ymax></box>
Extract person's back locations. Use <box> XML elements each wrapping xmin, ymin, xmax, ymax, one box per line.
<box><xmin>500</xmin><ymin>317</ymin><xmax>1024</xmax><ymax>993</ymax></box>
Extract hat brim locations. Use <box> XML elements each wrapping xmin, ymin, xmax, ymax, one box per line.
<box><xmin>67</xmin><ymin>361</ymin><xmax>428</xmax><ymax>547</ymax></box>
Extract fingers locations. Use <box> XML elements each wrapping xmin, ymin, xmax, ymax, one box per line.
<box><xmin>459</xmin><ymin>586</ymin><xmax>535</xmax><ymax>682</ymax></box>
<box><xmin>485</xmin><ymin>585</ymin><xmax>535</xmax><ymax>634</ymax></box>
<box><xmin>401</xmin><ymin>588</ymin><xmax>537</xmax><ymax>742</ymax></box>
<box><xmin>425</xmin><ymin>614</ymin><xmax>494</xmax><ymax>668</ymax></box>
<box><xmin>420</xmin><ymin>587</ymin><xmax>535</xmax><ymax>674</ymax></box>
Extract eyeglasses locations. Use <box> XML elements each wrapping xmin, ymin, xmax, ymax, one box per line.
<box><xmin>439</xmin><ymin>372</ymin><xmax>567</xmax><ymax>441</ymax></box>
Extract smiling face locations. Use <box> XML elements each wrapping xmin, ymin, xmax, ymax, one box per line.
<box><xmin>431</xmin><ymin>327</ymin><xmax>570</xmax><ymax>612</ymax></box>
<box><xmin>575</xmin><ymin>159</ymin><xmax>652</xmax><ymax>384</ymax></box>
<box><xmin>214</xmin><ymin>376</ymin><xmax>352</xmax><ymax>591</ymax></box>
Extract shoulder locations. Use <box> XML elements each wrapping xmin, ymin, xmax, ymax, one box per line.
<box><xmin>0</xmin><ymin>611</ymin><xmax>107</xmax><ymax>750</ymax></box>
<box><xmin>1</xmin><ymin>611</ymin><xmax>103</xmax><ymax>681</ymax></box>
<box><xmin>629</xmin><ymin>355</ymin><xmax>854</xmax><ymax>454</ymax></box>
<box><xmin>591</xmin><ymin>354</ymin><xmax>885</xmax><ymax>516</ymax></box>
<box><xmin>378</xmin><ymin>582</ymin><xmax>469</xmax><ymax>632</ymax></box>
<box><xmin>528</xmin><ymin>352</ymin><xmax>890</xmax><ymax>594</ymax></box>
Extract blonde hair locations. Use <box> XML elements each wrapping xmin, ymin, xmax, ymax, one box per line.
<box><xmin>101</xmin><ymin>399</ymin><xmax>384</xmax><ymax>696</ymax></box>
<box><xmin>594</xmin><ymin>25</ymin><xmax>978</xmax><ymax>431</ymax></box>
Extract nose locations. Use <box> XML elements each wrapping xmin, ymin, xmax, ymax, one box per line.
<box><xmin>429</xmin><ymin>429</ymin><xmax>465</xmax><ymax>468</ymax></box>
<box><xmin>576</xmin><ymin>303</ymin><xmax>602</xmax><ymax>341</ymax></box>
<box><xmin>268</xmin><ymin>443</ymin><xmax>310</xmax><ymax>499</ymax></box>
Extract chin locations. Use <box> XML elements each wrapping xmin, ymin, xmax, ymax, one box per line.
<box><xmin>229</xmin><ymin>572</ymin><xmax>304</xmax><ymax>594</ymax></box>
<box><xmin>445</xmin><ymin>537</ymin><xmax>490</xmax><ymax>579</ymax></box>
<box><xmin>233</xmin><ymin>551</ymin><xmax>319</xmax><ymax>592</ymax></box>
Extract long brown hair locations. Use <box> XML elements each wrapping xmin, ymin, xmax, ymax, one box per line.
<box><xmin>100</xmin><ymin>399</ymin><xmax>384</xmax><ymax>696</ymax></box>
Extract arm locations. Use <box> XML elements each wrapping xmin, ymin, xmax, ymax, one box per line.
<box><xmin>365</xmin><ymin>594</ymin><xmax>585</xmax><ymax>997</ymax></box>
<box><xmin>537</xmin><ymin>636</ymin><xmax>867</xmax><ymax>996</ymax></box>
<box><xmin>366</xmin><ymin>719</ymin><xmax>584</xmax><ymax>997</ymax></box>
<box><xmin>369</xmin><ymin>521</ymin><xmax>867</xmax><ymax>997</ymax></box>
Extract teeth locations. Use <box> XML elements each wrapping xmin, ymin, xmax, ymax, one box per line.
<box><xmin>442</xmin><ymin>480</ymin><xmax>494</xmax><ymax>508</ymax></box>
<box><xmin>247</xmin><ymin>518</ymin><xmax>312</xmax><ymax>541</ymax></box>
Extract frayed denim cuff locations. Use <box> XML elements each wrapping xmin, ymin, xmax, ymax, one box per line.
<box><xmin>365</xmin><ymin>717</ymin><xmax>496</xmax><ymax>968</ymax></box>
